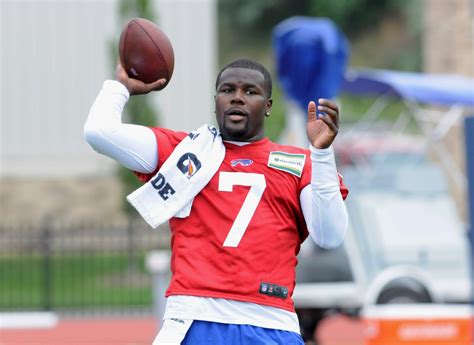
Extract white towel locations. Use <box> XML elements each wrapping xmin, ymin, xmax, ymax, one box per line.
<box><xmin>127</xmin><ymin>125</ymin><xmax>225</xmax><ymax>228</ymax></box>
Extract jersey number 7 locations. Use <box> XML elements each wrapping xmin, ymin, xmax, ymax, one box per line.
<box><xmin>218</xmin><ymin>172</ymin><xmax>266</xmax><ymax>247</ymax></box>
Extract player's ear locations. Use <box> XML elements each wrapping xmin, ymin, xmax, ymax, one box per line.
<box><xmin>266</xmin><ymin>98</ymin><xmax>273</xmax><ymax>112</ymax></box>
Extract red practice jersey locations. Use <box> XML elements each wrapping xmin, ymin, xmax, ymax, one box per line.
<box><xmin>135</xmin><ymin>127</ymin><xmax>348</xmax><ymax>312</ymax></box>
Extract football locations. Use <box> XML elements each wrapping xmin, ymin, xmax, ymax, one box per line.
<box><xmin>118</xmin><ymin>18</ymin><xmax>174</xmax><ymax>87</ymax></box>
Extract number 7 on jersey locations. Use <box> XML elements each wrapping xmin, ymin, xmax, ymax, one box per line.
<box><xmin>218</xmin><ymin>172</ymin><xmax>266</xmax><ymax>247</ymax></box>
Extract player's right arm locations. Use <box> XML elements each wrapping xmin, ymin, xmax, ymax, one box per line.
<box><xmin>83</xmin><ymin>64</ymin><xmax>166</xmax><ymax>173</ymax></box>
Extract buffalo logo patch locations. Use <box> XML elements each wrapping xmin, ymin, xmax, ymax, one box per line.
<box><xmin>231</xmin><ymin>159</ymin><xmax>254</xmax><ymax>167</ymax></box>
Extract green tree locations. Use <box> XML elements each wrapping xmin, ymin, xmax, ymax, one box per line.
<box><xmin>219</xmin><ymin>0</ymin><xmax>402</xmax><ymax>47</ymax></box>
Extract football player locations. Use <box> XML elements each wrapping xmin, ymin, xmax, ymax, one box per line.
<box><xmin>84</xmin><ymin>59</ymin><xmax>348</xmax><ymax>344</ymax></box>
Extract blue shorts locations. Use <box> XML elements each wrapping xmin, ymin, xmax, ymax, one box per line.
<box><xmin>181</xmin><ymin>320</ymin><xmax>304</xmax><ymax>345</ymax></box>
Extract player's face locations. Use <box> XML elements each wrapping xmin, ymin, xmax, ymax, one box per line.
<box><xmin>215</xmin><ymin>68</ymin><xmax>272</xmax><ymax>141</ymax></box>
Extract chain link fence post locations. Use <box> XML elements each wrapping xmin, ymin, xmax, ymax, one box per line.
<box><xmin>40</xmin><ymin>217</ymin><xmax>53</xmax><ymax>311</ymax></box>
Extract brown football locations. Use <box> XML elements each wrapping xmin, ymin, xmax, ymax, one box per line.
<box><xmin>118</xmin><ymin>18</ymin><xmax>174</xmax><ymax>87</ymax></box>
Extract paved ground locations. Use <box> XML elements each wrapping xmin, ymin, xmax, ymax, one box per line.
<box><xmin>316</xmin><ymin>315</ymin><xmax>364</xmax><ymax>345</ymax></box>
<box><xmin>0</xmin><ymin>317</ymin><xmax>157</xmax><ymax>345</ymax></box>
<box><xmin>0</xmin><ymin>315</ymin><xmax>364</xmax><ymax>345</ymax></box>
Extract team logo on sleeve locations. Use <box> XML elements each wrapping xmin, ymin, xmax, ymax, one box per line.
<box><xmin>231</xmin><ymin>159</ymin><xmax>253</xmax><ymax>167</ymax></box>
<box><xmin>268</xmin><ymin>151</ymin><xmax>305</xmax><ymax>177</ymax></box>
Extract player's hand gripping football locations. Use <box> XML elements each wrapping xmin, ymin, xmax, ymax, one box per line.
<box><xmin>306</xmin><ymin>99</ymin><xmax>339</xmax><ymax>149</ymax></box>
<box><xmin>115</xmin><ymin>63</ymin><xmax>166</xmax><ymax>95</ymax></box>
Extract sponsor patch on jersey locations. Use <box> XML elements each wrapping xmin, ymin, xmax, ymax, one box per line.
<box><xmin>231</xmin><ymin>158</ymin><xmax>254</xmax><ymax>167</ymax></box>
<box><xmin>267</xmin><ymin>151</ymin><xmax>305</xmax><ymax>177</ymax></box>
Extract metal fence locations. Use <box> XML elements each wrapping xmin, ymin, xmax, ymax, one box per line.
<box><xmin>0</xmin><ymin>218</ymin><xmax>170</xmax><ymax>315</ymax></box>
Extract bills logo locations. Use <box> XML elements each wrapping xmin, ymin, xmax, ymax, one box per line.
<box><xmin>231</xmin><ymin>159</ymin><xmax>253</xmax><ymax>167</ymax></box>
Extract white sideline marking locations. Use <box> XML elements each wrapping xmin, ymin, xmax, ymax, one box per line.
<box><xmin>362</xmin><ymin>304</ymin><xmax>473</xmax><ymax>319</ymax></box>
<box><xmin>0</xmin><ymin>312</ymin><xmax>58</xmax><ymax>329</ymax></box>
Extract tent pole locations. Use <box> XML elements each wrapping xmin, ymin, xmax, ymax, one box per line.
<box><xmin>463</xmin><ymin>116</ymin><xmax>474</xmax><ymax>308</ymax></box>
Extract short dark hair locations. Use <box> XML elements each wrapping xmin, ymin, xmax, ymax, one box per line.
<box><xmin>215</xmin><ymin>59</ymin><xmax>272</xmax><ymax>98</ymax></box>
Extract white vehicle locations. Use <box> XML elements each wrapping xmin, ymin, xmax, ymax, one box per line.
<box><xmin>291</xmin><ymin>69</ymin><xmax>474</xmax><ymax>340</ymax></box>
<box><xmin>294</xmin><ymin>160</ymin><xmax>471</xmax><ymax>339</ymax></box>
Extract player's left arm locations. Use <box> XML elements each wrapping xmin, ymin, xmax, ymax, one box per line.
<box><xmin>301</xmin><ymin>99</ymin><xmax>348</xmax><ymax>248</ymax></box>
<box><xmin>300</xmin><ymin>148</ymin><xmax>348</xmax><ymax>248</ymax></box>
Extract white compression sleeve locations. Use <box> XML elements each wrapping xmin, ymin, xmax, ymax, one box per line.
<box><xmin>300</xmin><ymin>145</ymin><xmax>348</xmax><ymax>249</ymax></box>
<box><xmin>84</xmin><ymin>80</ymin><xmax>158</xmax><ymax>173</ymax></box>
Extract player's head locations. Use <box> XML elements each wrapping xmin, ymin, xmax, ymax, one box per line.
<box><xmin>216</xmin><ymin>59</ymin><xmax>272</xmax><ymax>98</ymax></box>
<box><xmin>214</xmin><ymin>59</ymin><xmax>273</xmax><ymax>142</ymax></box>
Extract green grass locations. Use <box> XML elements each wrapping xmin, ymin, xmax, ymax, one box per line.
<box><xmin>0</xmin><ymin>252</ymin><xmax>154</xmax><ymax>310</ymax></box>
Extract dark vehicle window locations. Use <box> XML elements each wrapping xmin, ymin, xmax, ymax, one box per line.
<box><xmin>296</xmin><ymin>241</ymin><xmax>353</xmax><ymax>283</ymax></box>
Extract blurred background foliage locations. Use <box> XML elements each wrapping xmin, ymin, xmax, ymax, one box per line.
<box><xmin>218</xmin><ymin>0</ymin><xmax>422</xmax><ymax>142</ymax></box>
<box><xmin>218</xmin><ymin>0</ymin><xmax>422</xmax><ymax>71</ymax></box>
